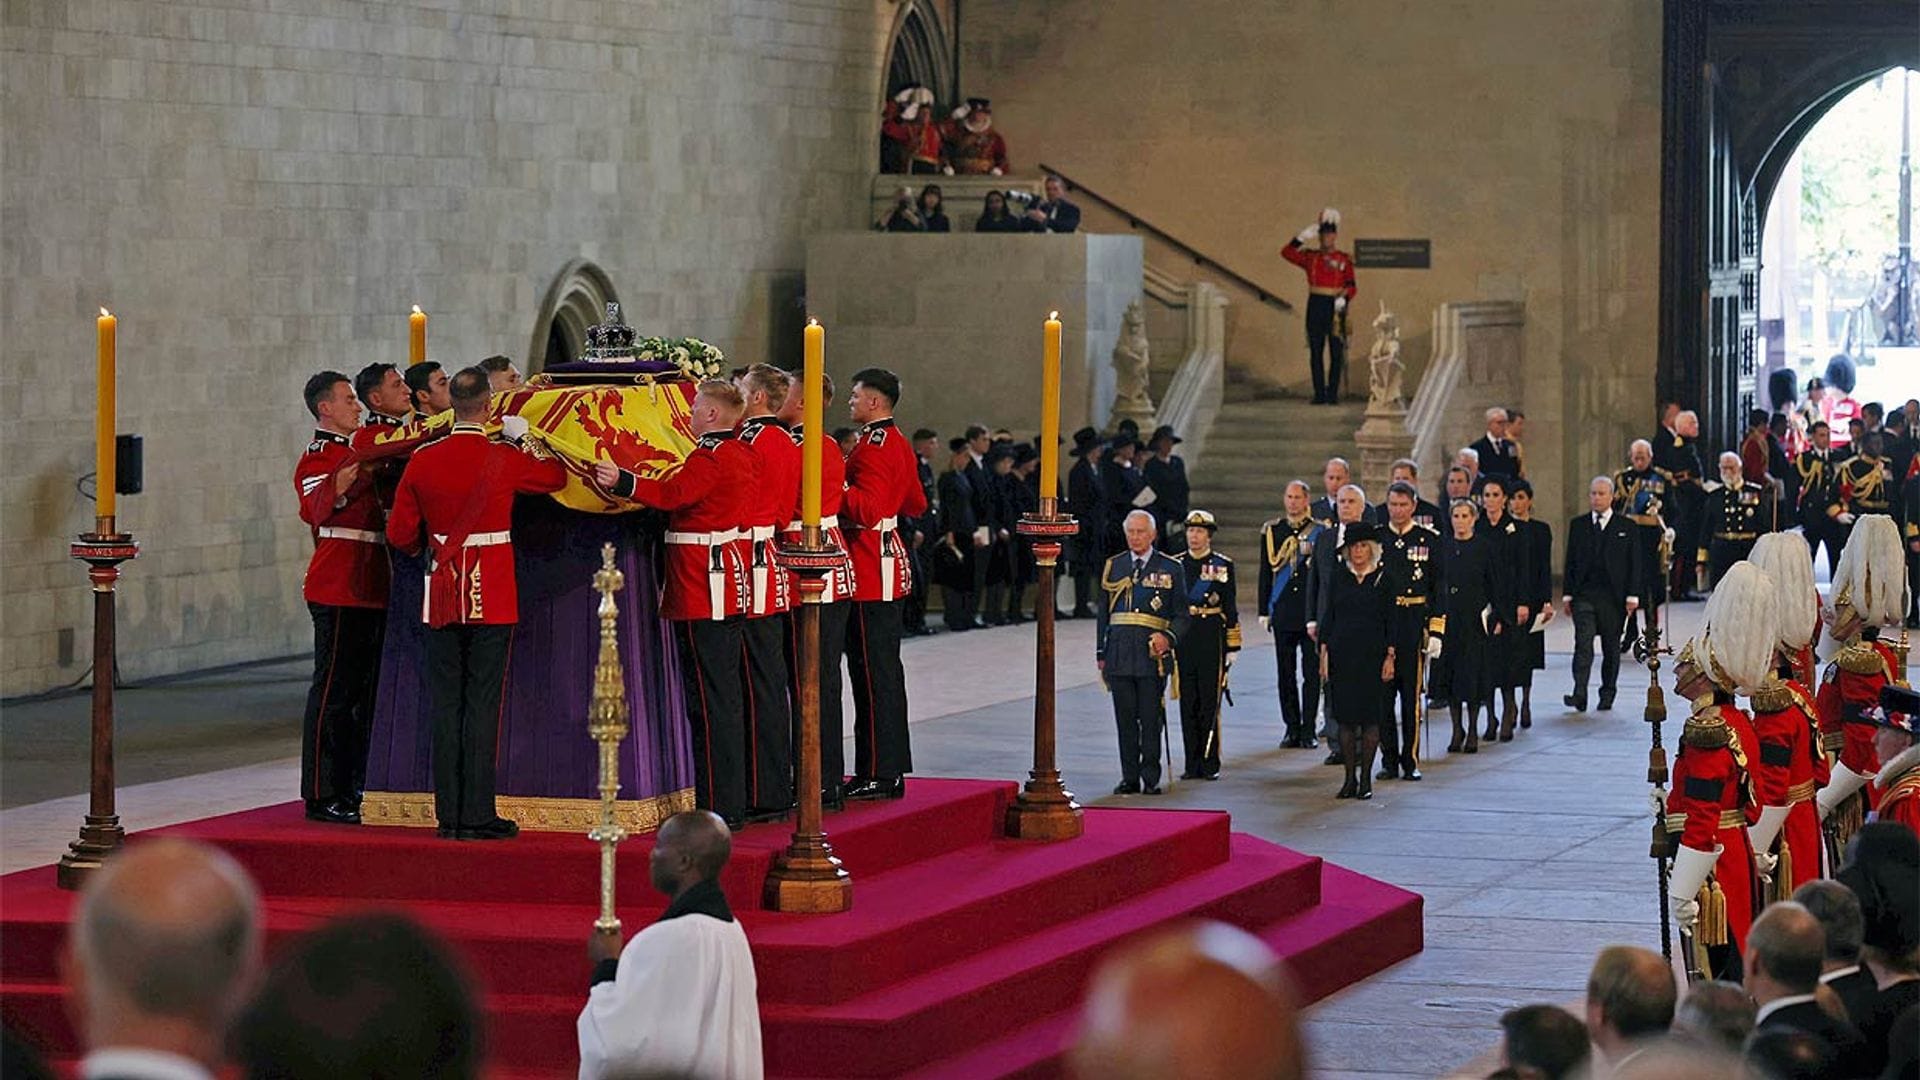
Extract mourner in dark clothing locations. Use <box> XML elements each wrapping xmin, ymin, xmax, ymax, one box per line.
<box><xmin>1508</xmin><ymin>479</ymin><xmax>1555</xmax><ymax>731</ymax></box>
<box><xmin>1562</xmin><ymin>475</ymin><xmax>1642</xmax><ymax>712</ymax></box>
<box><xmin>1175</xmin><ymin>511</ymin><xmax>1240</xmax><ymax>781</ymax></box>
<box><xmin>1468</xmin><ymin>407</ymin><xmax>1521</xmax><ymax>479</ymax></box>
<box><xmin>1305</xmin><ymin>483</ymin><xmax>1373</xmax><ymax>761</ymax></box>
<box><xmin>1376</xmin><ymin>482</ymin><xmax>1441</xmax><ymax>781</ymax></box>
<box><xmin>1259</xmin><ymin>480</ymin><xmax>1323</xmax><ymax>751</ymax></box>
<box><xmin>935</xmin><ymin>439</ymin><xmax>979</xmax><ymax>631</ymax></box>
<box><xmin>1477</xmin><ymin>476</ymin><xmax>1534</xmax><ymax>743</ymax></box>
<box><xmin>975</xmin><ymin>190</ymin><xmax>1024</xmax><ymax>233</ymax></box>
<box><xmin>980</xmin><ymin>444</ymin><xmax>1022</xmax><ymax>625</ymax></box>
<box><xmin>902</xmin><ymin>428</ymin><xmax>939</xmax><ymax>635</ymax></box>
<box><xmin>1096</xmin><ymin>511</ymin><xmax>1192</xmax><ymax>795</ymax></box>
<box><xmin>1101</xmin><ymin>435</ymin><xmax>1146</xmax><ymax>556</ymax></box>
<box><xmin>1142</xmin><ymin>425</ymin><xmax>1191</xmax><ymax>553</ymax></box>
<box><xmin>915</xmin><ymin>184</ymin><xmax>950</xmax><ymax>233</ymax></box>
<box><xmin>1065</xmin><ymin>428</ymin><xmax>1108</xmax><ymax>618</ymax></box>
<box><xmin>1436</xmin><ymin>499</ymin><xmax>1496</xmax><ymax>753</ymax></box>
<box><xmin>1614</xmin><ymin>438</ymin><xmax>1672</xmax><ymax>653</ymax></box>
<box><xmin>1654</xmin><ymin>411</ymin><xmax>1705</xmax><ymax>600</ymax></box>
<box><xmin>1317</xmin><ymin>521</ymin><xmax>1394</xmax><ymax>800</ymax></box>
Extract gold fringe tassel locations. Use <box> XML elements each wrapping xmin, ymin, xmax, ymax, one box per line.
<box><xmin>1773</xmin><ymin>842</ymin><xmax>1794</xmax><ymax>905</ymax></box>
<box><xmin>1697</xmin><ymin>878</ymin><xmax>1729</xmax><ymax>948</ymax></box>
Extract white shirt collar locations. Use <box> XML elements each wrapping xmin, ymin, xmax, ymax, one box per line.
<box><xmin>1821</xmin><ymin>963</ymin><xmax>1861</xmax><ymax>983</ymax></box>
<box><xmin>1754</xmin><ymin>992</ymin><xmax>1819</xmax><ymax>1025</ymax></box>
<box><xmin>82</xmin><ymin>1049</ymin><xmax>215</xmax><ymax>1080</ymax></box>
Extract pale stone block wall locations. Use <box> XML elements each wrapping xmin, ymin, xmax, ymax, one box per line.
<box><xmin>959</xmin><ymin>0</ymin><xmax>1665</xmax><ymax>556</ymax></box>
<box><xmin>1</xmin><ymin>0</ymin><xmax>892</xmax><ymax>696</ymax></box>
<box><xmin>804</xmin><ymin>232</ymin><xmax>1143</xmax><ymax>444</ymax></box>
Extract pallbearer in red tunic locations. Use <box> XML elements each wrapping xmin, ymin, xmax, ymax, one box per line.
<box><xmin>840</xmin><ymin>368</ymin><xmax>930</xmax><ymax>800</ymax></box>
<box><xmin>776</xmin><ymin>370</ymin><xmax>858</xmax><ymax>808</ymax></box>
<box><xmin>387</xmin><ymin>367</ymin><xmax>567</xmax><ymax>841</ymax></box>
<box><xmin>594</xmin><ymin>381</ymin><xmax>759</xmax><ymax>829</ymax></box>
<box><xmin>1748</xmin><ymin>533</ymin><xmax>1828</xmax><ymax>889</ymax></box>
<box><xmin>733</xmin><ymin>365</ymin><xmax>799</xmax><ymax>822</ymax></box>
<box><xmin>1662</xmin><ymin>562</ymin><xmax>1773</xmax><ymax>980</ymax></box>
<box><xmin>294</xmin><ymin>371</ymin><xmax>391</xmax><ymax>826</ymax></box>
<box><xmin>1815</xmin><ymin>515</ymin><xmax>1910</xmax><ymax>852</ymax></box>
<box><xmin>1868</xmin><ymin>685</ymin><xmax>1919</xmax><ymax>837</ymax></box>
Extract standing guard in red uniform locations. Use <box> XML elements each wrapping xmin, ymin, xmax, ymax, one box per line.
<box><xmin>776</xmin><ymin>370</ymin><xmax>858</xmax><ymax>809</ymax></box>
<box><xmin>1749</xmin><ymin>533</ymin><xmax>1829</xmax><ymax>887</ymax></box>
<box><xmin>1868</xmin><ymin>685</ymin><xmax>1919</xmax><ymax>837</ymax></box>
<box><xmin>840</xmin><ymin>368</ymin><xmax>930</xmax><ymax>800</ymax></box>
<box><xmin>733</xmin><ymin>364</ymin><xmax>798</xmax><ymax>822</ymax></box>
<box><xmin>387</xmin><ymin>367</ymin><xmax>567</xmax><ymax>841</ymax></box>
<box><xmin>294</xmin><ymin>371</ymin><xmax>390</xmax><ymax>825</ymax></box>
<box><xmin>1281</xmin><ymin>208</ymin><xmax>1359</xmax><ymax>405</ymax></box>
<box><xmin>593</xmin><ymin>381</ymin><xmax>759</xmax><ymax>829</ymax></box>
<box><xmin>942</xmin><ymin>98</ymin><xmax>1009</xmax><ymax>176</ymax></box>
<box><xmin>880</xmin><ymin>85</ymin><xmax>943</xmax><ymax>175</ymax></box>
<box><xmin>1816</xmin><ymin>515</ymin><xmax>1911</xmax><ymax>853</ymax></box>
<box><xmin>1660</xmin><ymin>562</ymin><xmax>1772</xmax><ymax>981</ymax></box>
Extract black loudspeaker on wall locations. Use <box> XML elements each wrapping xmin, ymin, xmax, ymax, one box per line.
<box><xmin>115</xmin><ymin>434</ymin><xmax>143</xmax><ymax>495</ymax></box>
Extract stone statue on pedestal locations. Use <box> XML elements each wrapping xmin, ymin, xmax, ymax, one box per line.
<box><xmin>1353</xmin><ymin>301</ymin><xmax>1416</xmax><ymax>501</ymax></box>
<box><xmin>1109</xmin><ymin>300</ymin><xmax>1156</xmax><ymax>431</ymax></box>
<box><xmin>1366</xmin><ymin>303</ymin><xmax>1406</xmax><ymax>413</ymax></box>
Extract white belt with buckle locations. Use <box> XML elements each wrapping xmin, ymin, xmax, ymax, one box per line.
<box><xmin>319</xmin><ymin>527</ymin><xmax>381</xmax><ymax>543</ymax></box>
<box><xmin>432</xmin><ymin>531</ymin><xmax>511</xmax><ymax>547</ymax></box>
<box><xmin>665</xmin><ymin>529</ymin><xmax>743</xmax><ymax>545</ymax></box>
<box><xmin>783</xmin><ymin>514</ymin><xmax>840</xmax><ymax>531</ymax></box>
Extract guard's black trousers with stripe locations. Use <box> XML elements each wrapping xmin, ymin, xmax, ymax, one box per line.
<box><xmin>846</xmin><ymin>599</ymin><xmax>913</xmax><ymax>779</ymax></box>
<box><xmin>302</xmin><ymin>602</ymin><xmax>384</xmax><ymax>807</ymax></box>
<box><xmin>675</xmin><ymin>618</ymin><xmax>747</xmax><ymax>821</ymax></box>
<box><xmin>741</xmin><ymin>614</ymin><xmax>794</xmax><ymax>812</ymax></box>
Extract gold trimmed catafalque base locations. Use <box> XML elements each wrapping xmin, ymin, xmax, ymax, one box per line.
<box><xmin>360</xmin><ymin>789</ymin><xmax>695</xmax><ymax>833</ymax></box>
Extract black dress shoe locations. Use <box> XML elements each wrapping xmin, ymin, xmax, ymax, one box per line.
<box><xmin>1299</xmin><ymin>736</ymin><xmax>1318</xmax><ymax>750</ymax></box>
<box><xmin>436</xmin><ymin>825</ymin><xmax>460</xmax><ymax>839</ymax></box>
<box><xmin>1335</xmin><ymin>780</ymin><xmax>1356</xmax><ymax>799</ymax></box>
<box><xmin>744</xmin><ymin>806</ymin><xmax>791</xmax><ymax>825</ymax></box>
<box><xmin>304</xmin><ymin>799</ymin><xmax>361</xmax><ymax>826</ymax></box>
<box><xmin>1597</xmin><ymin>694</ymin><xmax>1615</xmax><ymax>711</ymax></box>
<box><xmin>1563</xmin><ymin>694</ymin><xmax>1587</xmax><ymax>712</ymax></box>
<box><xmin>723</xmin><ymin>814</ymin><xmax>747</xmax><ymax>832</ymax></box>
<box><xmin>845</xmin><ymin>776</ymin><xmax>905</xmax><ymax>801</ymax></box>
<box><xmin>1201</xmin><ymin>772</ymin><xmax>1219</xmax><ymax>781</ymax></box>
<box><xmin>1070</xmin><ymin>607</ymin><xmax>1094</xmax><ymax>619</ymax></box>
<box><xmin>1377</xmin><ymin>765</ymin><xmax>1400</xmax><ymax>781</ymax></box>
<box><xmin>822</xmin><ymin>782</ymin><xmax>846</xmax><ymax>812</ymax></box>
<box><xmin>461</xmin><ymin>817</ymin><xmax>519</xmax><ymax>840</ymax></box>
<box><xmin>1179</xmin><ymin>770</ymin><xmax>1202</xmax><ymax>780</ymax></box>
<box><xmin>1141</xmin><ymin>784</ymin><xmax>1163</xmax><ymax>796</ymax></box>
<box><xmin>1323</xmin><ymin>751</ymin><xmax>1343</xmax><ymax>766</ymax></box>
<box><xmin>1112</xmin><ymin>781</ymin><xmax>1141</xmax><ymax>796</ymax></box>
<box><xmin>1403</xmin><ymin>766</ymin><xmax>1423</xmax><ymax>781</ymax></box>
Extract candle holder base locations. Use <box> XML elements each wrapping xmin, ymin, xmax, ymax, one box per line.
<box><xmin>59</xmin><ymin>529</ymin><xmax>137</xmax><ymax>892</ymax></box>
<box><xmin>57</xmin><ymin>814</ymin><xmax>126</xmax><ymax>891</ymax></box>
<box><xmin>1007</xmin><ymin>510</ymin><xmax>1082</xmax><ymax>842</ymax></box>
<box><xmin>1005</xmin><ymin>775</ymin><xmax>1084</xmax><ymax>841</ymax></box>
<box><xmin>763</xmin><ymin>841</ymin><xmax>853</xmax><ymax>913</ymax></box>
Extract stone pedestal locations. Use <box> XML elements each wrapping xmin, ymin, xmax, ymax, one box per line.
<box><xmin>1355</xmin><ymin>406</ymin><xmax>1416</xmax><ymax>502</ymax></box>
<box><xmin>805</xmin><ymin>233</ymin><xmax>1144</xmax><ymax>443</ymax></box>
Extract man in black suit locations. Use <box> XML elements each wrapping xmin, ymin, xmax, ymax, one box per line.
<box><xmin>1792</xmin><ymin>880</ymin><xmax>1878</xmax><ymax>1033</ymax></box>
<box><xmin>936</xmin><ymin>438</ymin><xmax>980</xmax><ymax>631</ymax></box>
<box><xmin>1562</xmin><ymin>475</ymin><xmax>1642</xmax><ymax>712</ymax></box>
<box><xmin>1656</xmin><ymin>409</ymin><xmax>1706</xmax><ymax>600</ymax></box>
<box><xmin>1744</xmin><ymin>901</ymin><xmax>1871</xmax><ymax>1077</ymax></box>
<box><xmin>1304</xmin><ymin>482</ymin><xmax>1369</xmax><ymax>761</ymax></box>
<box><xmin>1468</xmin><ymin>406</ymin><xmax>1521</xmax><ymax>479</ymax></box>
<box><xmin>1065</xmin><ymin>427</ymin><xmax>1107</xmax><ymax>617</ymax></box>
<box><xmin>962</xmin><ymin>424</ymin><xmax>994</xmax><ymax>625</ymax></box>
<box><xmin>1021</xmin><ymin>174</ymin><xmax>1081</xmax><ymax>233</ymax></box>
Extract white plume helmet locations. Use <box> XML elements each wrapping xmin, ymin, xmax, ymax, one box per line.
<box><xmin>1688</xmin><ymin>561</ymin><xmax>1779</xmax><ymax>694</ymax></box>
<box><xmin>1749</xmin><ymin>532</ymin><xmax>1817</xmax><ymax>650</ymax></box>
<box><xmin>1319</xmin><ymin>207</ymin><xmax>1341</xmax><ymax>229</ymax></box>
<box><xmin>1831</xmin><ymin>514</ymin><xmax>1907</xmax><ymax>629</ymax></box>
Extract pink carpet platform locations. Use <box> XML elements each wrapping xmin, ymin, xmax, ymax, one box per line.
<box><xmin>1</xmin><ymin>779</ymin><xmax>1422</xmax><ymax>1078</ymax></box>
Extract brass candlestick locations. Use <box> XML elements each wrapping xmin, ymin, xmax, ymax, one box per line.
<box><xmin>1005</xmin><ymin>496</ymin><xmax>1083</xmax><ymax>841</ymax></box>
<box><xmin>587</xmin><ymin>543</ymin><xmax>629</xmax><ymax>932</ymax></box>
<box><xmin>57</xmin><ymin>515</ymin><xmax>139</xmax><ymax>891</ymax></box>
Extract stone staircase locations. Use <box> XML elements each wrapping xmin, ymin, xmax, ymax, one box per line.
<box><xmin>1187</xmin><ymin>393</ymin><xmax>1369</xmax><ymax>588</ymax></box>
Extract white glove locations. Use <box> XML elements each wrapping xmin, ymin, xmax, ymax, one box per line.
<box><xmin>1818</xmin><ymin>762</ymin><xmax>1874</xmax><ymax>820</ymax></box>
<box><xmin>950</xmin><ymin>105</ymin><xmax>970</xmax><ymax>120</ymax></box>
<box><xmin>990</xmin><ymin>167</ymin><xmax>1004</xmax><ymax>176</ymax></box>
<box><xmin>1295</xmin><ymin>224</ymin><xmax>1318</xmax><ymax>245</ymax></box>
<box><xmin>1425</xmin><ymin>636</ymin><xmax>1443</xmax><ymax>659</ymax></box>
<box><xmin>1648</xmin><ymin>787</ymin><xmax>1667</xmax><ymax>818</ymax></box>
<box><xmin>1663</xmin><ymin>527</ymin><xmax>1676</xmax><ymax>546</ymax></box>
<box><xmin>1334</xmin><ymin>296</ymin><xmax>1347</xmax><ymax>314</ymax></box>
<box><xmin>894</xmin><ymin>87</ymin><xmax>916</xmax><ymax>104</ymax></box>
<box><xmin>1748</xmin><ymin>805</ymin><xmax>1791</xmax><ymax>856</ymax></box>
<box><xmin>1753</xmin><ymin>850</ymin><xmax>1778</xmax><ymax>884</ymax></box>
<box><xmin>1258</xmin><ymin>615</ymin><xmax>1271</xmax><ymax>633</ymax></box>
<box><xmin>942</xmin><ymin>165</ymin><xmax>954</xmax><ymax>176</ymax></box>
<box><xmin>1667</xmin><ymin>845</ymin><xmax>1720</xmax><ymax>934</ymax></box>
<box><xmin>1224</xmin><ymin>653</ymin><xmax>1237</xmax><ymax>672</ymax></box>
<box><xmin>1836</xmin><ymin>511</ymin><xmax>1856</xmax><ymax>525</ymax></box>
<box><xmin>1669</xmin><ymin>894</ymin><xmax>1701</xmax><ymax>932</ymax></box>
<box><xmin>901</xmin><ymin>103</ymin><xmax>920</xmax><ymax>122</ymax></box>
<box><xmin>499</xmin><ymin>415</ymin><xmax>530</xmax><ymax>442</ymax></box>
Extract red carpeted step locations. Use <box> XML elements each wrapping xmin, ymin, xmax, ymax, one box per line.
<box><xmin>892</xmin><ymin>1010</ymin><xmax>1077</xmax><ymax>1080</ymax></box>
<box><xmin>1256</xmin><ymin>863</ymin><xmax>1423</xmax><ymax>1003</ymax></box>
<box><xmin>757</xmin><ymin>835</ymin><xmax>1321</xmax><ymax>1077</ymax></box>
<box><xmin>0</xmin><ymin>982</ymin><xmax>69</xmax><ymax>1061</ymax></box>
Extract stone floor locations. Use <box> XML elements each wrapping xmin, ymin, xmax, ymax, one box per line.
<box><xmin>3</xmin><ymin>599</ymin><xmax>1734</xmax><ymax>1078</ymax></box>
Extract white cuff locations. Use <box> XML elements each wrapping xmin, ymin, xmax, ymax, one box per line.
<box><xmin>1668</xmin><ymin>844</ymin><xmax>1720</xmax><ymax>903</ymax></box>
<box><xmin>1817</xmin><ymin>763</ymin><xmax>1873</xmax><ymax>818</ymax></box>
<box><xmin>1748</xmin><ymin>804</ymin><xmax>1791</xmax><ymax>854</ymax></box>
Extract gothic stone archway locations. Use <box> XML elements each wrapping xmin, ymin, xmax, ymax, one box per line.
<box><xmin>527</xmin><ymin>259</ymin><xmax>619</xmax><ymax>375</ymax></box>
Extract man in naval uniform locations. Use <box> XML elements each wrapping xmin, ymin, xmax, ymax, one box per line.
<box><xmin>1614</xmin><ymin>439</ymin><xmax>1672</xmax><ymax>652</ymax></box>
<box><xmin>1260</xmin><ymin>480</ymin><xmax>1323</xmax><ymax>750</ymax></box>
<box><xmin>1377</xmin><ymin>482</ymin><xmax>1441</xmax><ymax>781</ymax></box>
<box><xmin>1097</xmin><ymin>510</ymin><xmax>1192</xmax><ymax>796</ymax></box>
<box><xmin>1698</xmin><ymin>451</ymin><xmax>1772</xmax><ymax>589</ymax></box>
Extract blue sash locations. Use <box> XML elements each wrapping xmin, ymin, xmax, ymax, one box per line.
<box><xmin>1266</xmin><ymin>523</ymin><xmax>1320</xmax><ymax>613</ymax></box>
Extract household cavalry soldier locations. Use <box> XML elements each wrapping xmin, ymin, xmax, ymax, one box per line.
<box><xmin>1869</xmin><ymin>685</ymin><xmax>1919</xmax><ymax>836</ymax></box>
<box><xmin>294</xmin><ymin>371</ymin><xmax>391</xmax><ymax>826</ymax></box>
<box><xmin>1748</xmin><ymin>533</ymin><xmax>1828</xmax><ymax>890</ymax></box>
<box><xmin>1377</xmin><ymin>481</ymin><xmax>1441</xmax><ymax>781</ymax></box>
<box><xmin>1698</xmin><ymin>451</ymin><xmax>1772</xmax><ymax>589</ymax></box>
<box><xmin>1815</xmin><ymin>515</ymin><xmax>1911</xmax><ymax>856</ymax></box>
<box><xmin>733</xmin><ymin>364</ymin><xmax>799</xmax><ymax>823</ymax></box>
<box><xmin>840</xmin><ymin>368</ymin><xmax>929</xmax><ymax>802</ymax></box>
<box><xmin>1659</xmin><ymin>562</ymin><xmax>1771</xmax><ymax>983</ymax></box>
<box><xmin>1098</xmin><ymin>510</ymin><xmax>1192</xmax><ymax>796</ymax></box>
<box><xmin>774</xmin><ymin>370</ymin><xmax>857</xmax><ymax>809</ymax></box>
<box><xmin>1614</xmin><ymin>439</ymin><xmax>1672</xmax><ymax>652</ymax></box>
<box><xmin>1259</xmin><ymin>480</ymin><xmax>1323</xmax><ymax>750</ymax></box>
<box><xmin>1175</xmin><ymin>511</ymin><xmax>1240</xmax><ymax>781</ymax></box>
<box><xmin>594</xmin><ymin>381</ymin><xmax>757</xmax><ymax>830</ymax></box>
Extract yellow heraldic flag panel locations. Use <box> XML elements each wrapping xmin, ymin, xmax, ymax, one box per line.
<box><xmin>356</xmin><ymin>381</ymin><xmax>699</xmax><ymax>514</ymax></box>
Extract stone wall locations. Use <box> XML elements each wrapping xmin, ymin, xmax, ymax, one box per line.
<box><xmin>804</xmin><ymin>231</ymin><xmax>1143</xmax><ymax>443</ymax></box>
<box><xmin>959</xmin><ymin>0</ymin><xmax>1665</xmax><ymax>558</ymax></box>
<box><xmin>0</xmin><ymin>0</ymin><xmax>892</xmax><ymax>696</ymax></box>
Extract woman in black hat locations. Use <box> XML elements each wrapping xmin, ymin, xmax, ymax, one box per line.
<box><xmin>1435</xmin><ymin>498</ymin><xmax>1496</xmax><ymax>752</ymax></box>
<box><xmin>1065</xmin><ymin>427</ymin><xmax>1107</xmax><ymax>617</ymax></box>
<box><xmin>1477</xmin><ymin>475</ymin><xmax>1533</xmax><ymax>742</ymax></box>
<box><xmin>1316</xmin><ymin>521</ymin><xmax>1394</xmax><ymax>799</ymax></box>
<box><xmin>1507</xmin><ymin>478</ymin><xmax>1554</xmax><ymax>731</ymax></box>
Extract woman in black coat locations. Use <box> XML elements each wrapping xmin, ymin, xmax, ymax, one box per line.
<box><xmin>1509</xmin><ymin>479</ymin><xmax>1556</xmax><ymax>731</ymax></box>
<box><xmin>1435</xmin><ymin>499</ymin><xmax>1495</xmax><ymax>752</ymax></box>
<box><xmin>1477</xmin><ymin>475</ymin><xmax>1533</xmax><ymax>743</ymax></box>
<box><xmin>1317</xmin><ymin>522</ymin><xmax>1395</xmax><ymax>800</ymax></box>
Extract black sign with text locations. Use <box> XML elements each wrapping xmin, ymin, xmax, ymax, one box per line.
<box><xmin>1354</xmin><ymin>239</ymin><xmax>1431</xmax><ymax>269</ymax></box>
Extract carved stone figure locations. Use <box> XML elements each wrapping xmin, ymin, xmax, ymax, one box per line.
<box><xmin>1110</xmin><ymin>300</ymin><xmax>1156</xmax><ymax>429</ymax></box>
<box><xmin>1366</xmin><ymin>303</ymin><xmax>1405</xmax><ymax>412</ymax></box>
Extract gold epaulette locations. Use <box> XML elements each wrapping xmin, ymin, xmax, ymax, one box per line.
<box><xmin>1836</xmin><ymin>640</ymin><xmax>1886</xmax><ymax>676</ymax></box>
<box><xmin>1428</xmin><ymin>615</ymin><xmax>1446</xmax><ymax>634</ymax></box>
<box><xmin>1682</xmin><ymin>703</ymin><xmax>1732</xmax><ymax>749</ymax></box>
<box><xmin>1751</xmin><ymin>677</ymin><xmax>1792</xmax><ymax>714</ymax></box>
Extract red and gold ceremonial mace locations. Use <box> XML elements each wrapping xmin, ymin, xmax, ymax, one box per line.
<box><xmin>60</xmin><ymin>309</ymin><xmax>138</xmax><ymax>891</ymax></box>
<box><xmin>1005</xmin><ymin>312</ymin><xmax>1083</xmax><ymax>841</ymax></box>
<box><xmin>764</xmin><ymin>318</ymin><xmax>852</xmax><ymax>912</ymax></box>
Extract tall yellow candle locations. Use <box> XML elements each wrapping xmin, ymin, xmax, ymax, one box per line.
<box><xmin>1039</xmin><ymin>310</ymin><xmax>1062</xmax><ymax>501</ymax></box>
<box><xmin>801</xmin><ymin>318</ymin><xmax>824</xmax><ymax>529</ymax></box>
<box><xmin>96</xmin><ymin>308</ymin><xmax>117</xmax><ymax>521</ymax></box>
<box><xmin>409</xmin><ymin>305</ymin><xmax>427</xmax><ymax>366</ymax></box>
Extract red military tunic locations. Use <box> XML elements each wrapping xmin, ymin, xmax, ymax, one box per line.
<box><xmin>625</xmin><ymin>432</ymin><xmax>757</xmax><ymax>622</ymax></box>
<box><xmin>1817</xmin><ymin>638</ymin><xmax>1899</xmax><ymax>798</ymax></box>
<box><xmin>1667</xmin><ymin>701</ymin><xmax>1761</xmax><ymax>950</ymax></box>
<box><xmin>295</xmin><ymin>429</ymin><xmax>389</xmax><ymax>609</ymax></box>
<box><xmin>1751</xmin><ymin>678</ymin><xmax>1827</xmax><ymax>890</ymax></box>
<box><xmin>842</xmin><ymin>418</ymin><xmax>928</xmax><ymax>603</ymax></box>
<box><xmin>880</xmin><ymin>106</ymin><xmax>943</xmax><ymax>171</ymax></box>
<box><xmin>780</xmin><ymin>426</ymin><xmax>856</xmax><ymax>603</ymax></box>
<box><xmin>739</xmin><ymin>416</ymin><xmax>799</xmax><ymax>617</ymax></box>
<box><xmin>943</xmin><ymin>123</ymin><xmax>1008</xmax><ymax>175</ymax></box>
<box><xmin>1875</xmin><ymin>749</ymin><xmax>1920</xmax><ymax>837</ymax></box>
<box><xmin>1280</xmin><ymin>242</ymin><xmax>1358</xmax><ymax>300</ymax></box>
<box><xmin>386</xmin><ymin>425</ymin><xmax>567</xmax><ymax>627</ymax></box>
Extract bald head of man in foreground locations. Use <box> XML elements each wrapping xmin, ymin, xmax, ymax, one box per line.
<box><xmin>1070</xmin><ymin>921</ymin><xmax>1305</xmax><ymax>1080</ymax></box>
<box><xmin>64</xmin><ymin>839</ymin><xmax>263</xmax><ymax>1072</ymax></box>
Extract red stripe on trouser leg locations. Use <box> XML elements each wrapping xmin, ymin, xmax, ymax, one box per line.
<box><xmin>741</xmin><ymin>639</ymin><xmax>759</xmax><ymax>805</ymax></box>
<box><xmin>859</xmin><ymin>605</ymin><xmax>878</xmax><ymax>776</ymax></box>
<box><xmin>682</xmin><ymin>622</ymin><xmax>716</xmax><ymax>805</ymax></box>
<box><xmin>309</xmin><ymin>612</ymin><xmax>344</xmax><ymax>801</ymax></box>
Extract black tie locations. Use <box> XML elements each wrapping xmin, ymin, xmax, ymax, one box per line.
<box><xmin>1133</xmin><ymin>558</ymin><xmax>1146</xmax><ymax>584</ymax></box>
<box><xmin>1594</xmin><ymin>513</ymin><xmax>1602</xmax><ymax>529</ymax></box>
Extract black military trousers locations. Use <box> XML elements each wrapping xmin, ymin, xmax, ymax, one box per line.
<box><xmin>847</xmin><ymin>599</ymin><xmax>913</xmax><ymax>778</ymax></box>
<box><xmin>1805</xmin><ymin>516</ymin><xmax>1848</xmax><ymax>577</ymax></box>
<box><xmin>1570</xmin><ymin>593</ymin><xmax>1626</xmax><ymax>703</ymax></box>
<box><xmin>1304</xmin><ymin>294</ymin><xmax>1346</xmax><ymax>401</ymax></box>
<box><xmin>1110</xmin><ymin>673</ymin><xmax>1169</xmax><ymax>788</ymax></box>
<box><xmin>786</xmin><ymin>600</ymin><xmax>852</xmax><ymax>787</ymax></box>
<box><xmin>1378</xmin><ymin>625</ymin><xmax>1425</xmax><ymax>770</ymax></box>
<box><xmin>1707</xmin><ymin>538</ymin><xmax>1755</xmax><ymax>590</ymax></box>
<box><xmin>302</xmin><ymin>602</ymin><xmax>385</xmax><ymax>806</ymax></box>
<box><xmin>1176</xmin><ymin>645</ymin><xmax>1223</xmax><ymax>778</ymax></box>
<box><xmin>741</xmin><ymin>614</ymin><xmax>795</xmax><ymax>812</ymax></box>
<box><xmin>902</xmin><ymin>540</ymin><xmax>928</xmax><ymax>631</ymax></box>
<box><xmin>425</xmin><ymin>622</ymin><xmax>511</xmax><ymax>829</ymax></box>
<box><xmin>1272</xmin><ymin>626</ymin><xmax>1320</xmax><ymax>738</ymax></box>
<box><xmin>675</xmin><ymin>618</ymin><xmax>748</xmax><ymax>821</ymax></box>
